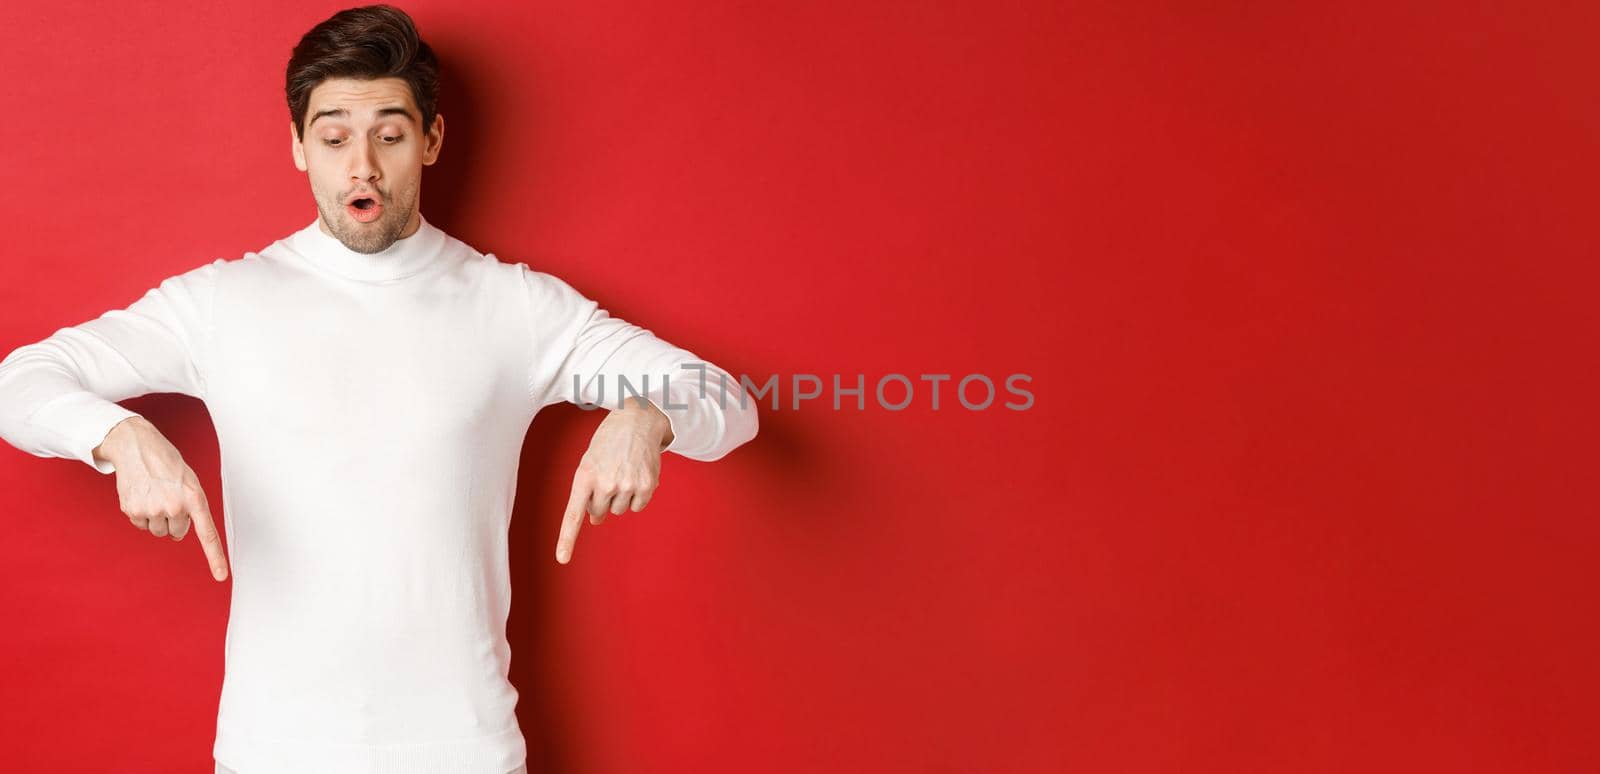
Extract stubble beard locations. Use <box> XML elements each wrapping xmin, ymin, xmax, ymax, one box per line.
<box><xmin>317</xmin><ymin>188</ymin><xmax>414</xmax><ymax>255</ymax></box>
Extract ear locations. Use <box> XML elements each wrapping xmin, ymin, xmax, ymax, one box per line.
<box><xmin>422</xmin><ymin>113</ymin><xmax>444</xmax><ymax>166</ymax></box>
<box><xmin>290</xmin><ymin>119</ymin><xmax>307</xmax><ymax>172</ymax></box>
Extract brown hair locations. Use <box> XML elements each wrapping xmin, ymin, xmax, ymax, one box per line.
<box><xmin>285</xmin><ymin>4</ymin><xmax>439</xmax><ymax>141</ymax></box>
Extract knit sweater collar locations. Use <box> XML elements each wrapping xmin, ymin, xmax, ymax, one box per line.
<box><xmin>289</xmin><ymin>213</ymin><xmax>447</xmax><ymax>283</ymax></box>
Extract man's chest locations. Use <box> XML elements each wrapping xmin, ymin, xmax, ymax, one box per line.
<box><xmin>204</xmin><ymin>276</ymin><xmax>533</xmax><ymax>444</ymax></box>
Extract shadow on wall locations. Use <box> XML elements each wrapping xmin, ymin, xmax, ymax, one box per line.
<box><xmin>506</xmin><ymin>392</ymin><xmax>832</xmax><ymax>770</ymax></box>
<box><xmin>426</xmin><ymin>38</ymin><xmax>840</xmax><ymax>768</ymax></box>
<box><xmin>415</xmin><ymin>35</ymin><xmax>492</xmax><ymax>238</ymax></box>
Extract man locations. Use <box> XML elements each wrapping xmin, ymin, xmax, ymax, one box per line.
<box><xmin>0</xmin><ymin>5</ymin><xmax>758</xmax><ymax>773</ymax></box>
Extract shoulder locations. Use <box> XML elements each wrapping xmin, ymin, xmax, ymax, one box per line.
<box><xmin>412</xmin><ymin>225</ymin><xmax>599</xmax><ymax>319</ymax></box>
<box><xmin>466</xmin><ymin>246</ymin><xmax>591</xmax><ymax>306</ymax></box>
<box><xmin>145</xmin><ymin>254</ymin><xmax>243</xmax><ymax>300</ymax></box>
<box><xmin>427</xmin><ymin>229</ymin><xmax>544</xmax><ymax>288</ymax></box>
<box><xmin>218</xmin><ymin>234</ymin><xmax>305</xmax><ymax>285</ymax></box>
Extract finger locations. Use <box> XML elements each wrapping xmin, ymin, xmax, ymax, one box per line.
<box><xmin>186</xmin><ymin>489</ymin><xmax>229</xmax><ymax>582</ymax></box>
<box><xmin>558</xmin><ymin>479</ymin><xmax>591</xmax><ymax>564</ymax></box>
<box><xmin>629</xmin><ymin>488</ymin><xmax>653</xmax><ymax>513</ymax></box>
<box><xmin>609</xmin><ymin>490</ymin><xmax>631</xmax><ymax>516</ymax></box>
<box><xmin>588</xmin><ymin>487</ymin><xmax>613</xmax><ymax>517</ymax></box>
<box><xmin>148</xmin><ymin>513</ymin><xmax>170</xmax><ymax>538</ymax></box>
<box><xmin>169</xmin><ymin>512</ymin><xmax>190</xmax><ymax>541</ymax></box>
<box><xmin>588</xmin><ymin>487</ymin><xmax>616</xmax><ymax>525</ymax></box>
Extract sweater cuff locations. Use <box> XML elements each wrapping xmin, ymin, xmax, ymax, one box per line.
<box><xmin>29</xmin><ymin>392</ymin><xmax>141</xmax><ymax>475</ymax></box>
<box><xmin>657</xmin><ymin>396</ymin><xmax>684</xmax><ymax>456</ymax></box>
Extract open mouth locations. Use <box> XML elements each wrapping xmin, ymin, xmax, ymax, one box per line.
<box><xmin>346</xmin><ymin>195</ymin><xmax>383</xmax><ymax>223</ymax></box>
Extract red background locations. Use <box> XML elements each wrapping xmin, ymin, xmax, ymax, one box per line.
<box><xmin>1</xmin><ymin>1</ymin><xmax>1595</xmax><ymax>771</ymax></box>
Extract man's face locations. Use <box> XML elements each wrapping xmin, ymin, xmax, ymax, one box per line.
<box><xmin>291</xmin><ymin>77</ymin><xmax>443</xmax><ymax>254</ymax></box>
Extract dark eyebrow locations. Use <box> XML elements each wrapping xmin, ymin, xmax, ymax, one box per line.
<box><xmin>308</xmin><ymin>105</ymin><xmax>417</xmax><ymax>128</ymax></box>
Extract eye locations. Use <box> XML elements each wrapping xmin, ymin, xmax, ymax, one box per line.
<box><xmin>323</xmin><ymin>138</ymin><xmax>344</xmax><ymax>147</ymax></box>
<box><xmin>382</xmin><ymin>135</ymin><xmax>404</xmax><ymax>143</ymax></box>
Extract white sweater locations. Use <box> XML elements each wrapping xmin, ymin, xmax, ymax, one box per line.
<box><xmin>0</xmin><ymin>215</ymin><xmax>758</xmax><ymax>773</ymax></box>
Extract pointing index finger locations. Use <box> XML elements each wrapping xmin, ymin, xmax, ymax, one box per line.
<box><xmin>557</xmin><ymin>478</ymin><xmax>590</xmax><ymax>565</ymax></box>
<box><xmin>187</xmin><ymin>488</ymin><xmax>229</xmax><ymax>581</ymax></box>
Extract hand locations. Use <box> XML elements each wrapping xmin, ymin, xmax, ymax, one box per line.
<box><xmin>556</xmin><ymin>397</ymin><xmax>673</xmax><ymax>564</ymax></box>
<box><xmin>95</xmin><ymin>416</ymin><xmax>230</xmax><ymax>582</ymax></box>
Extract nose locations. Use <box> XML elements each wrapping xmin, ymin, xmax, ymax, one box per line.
<box><xmin>348</xmin><ymin>135</ymin><xmax>381</xmax><ymax>187</ymax></box>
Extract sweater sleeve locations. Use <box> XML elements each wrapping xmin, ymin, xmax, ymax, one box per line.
<box><xmin>0</xmin><ymin>259</ymin><xmax>221</xmax><ymax>474</ymax></box>
<box><xmin>520</xmin><ymin>265</ymin><xmax>759</xmax><ymax>462</ymax></box>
